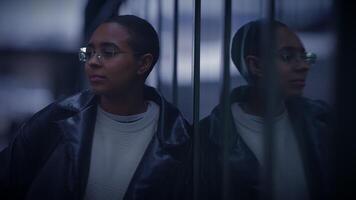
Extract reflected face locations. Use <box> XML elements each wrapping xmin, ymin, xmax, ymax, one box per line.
<box><xmin>85</xmin><ymin>22</ymin><xmax>140</xmax><ymax>97</ymax></box>
<box><xmin>275</xmin><ymin>26</ymin><xmax>310</xmax><ymax>97</ymax></box>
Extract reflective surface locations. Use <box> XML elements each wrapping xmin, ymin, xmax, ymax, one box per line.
<box><xmin>0</xmin><ymin>0</ymin><xmax>351</xmax><ymax>199</ymax></box>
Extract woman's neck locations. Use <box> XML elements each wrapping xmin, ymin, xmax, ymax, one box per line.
<box><xmin>99</xmin><ymin>86</ymin><xmax>147</xmax><ymax>116</ymax></box>
<box><xmin>242</xmin><ymin>87</ymin><xmax>285</xmax><ymax>117</ymax></box>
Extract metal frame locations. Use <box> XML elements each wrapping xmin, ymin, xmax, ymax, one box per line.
<box><xmin>261</xmin><ymin>1</ymin><xmax>277</xmax><ymax>199</ymax></box>
<box><xmin>221</xmin><ymin>0</ymin><xmax>232</xmax><ymax>199</ymax></box>
<box><xmin>193</xmin><ymin>1</ymin><xmax>201</xmax><ymax>200</ymax></box>
<box><xmin>172</xmin><ymin>0</ymin><xmax>179</xmax><ymax>106</ymax></box>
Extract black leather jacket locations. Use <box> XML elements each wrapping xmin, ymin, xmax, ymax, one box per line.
<box><xmin>199</xmin><ymin>86</ymin><xmax>333</xmax><ymax>200</ymax></box>
<box><xmin>0</xmin><ymin>86</ymin><xmax>192</xmax><ymax>200</ymax></box>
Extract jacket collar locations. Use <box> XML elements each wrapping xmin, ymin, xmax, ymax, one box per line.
<box><xmin>208</xmin><ymin>85</ymin><xmax>250</xmax><ymax>147</ymax></box>
<box><xmin>57</xmin><ymin>85</ymin><xmax>190</xmax><ymax>148</ymax></box>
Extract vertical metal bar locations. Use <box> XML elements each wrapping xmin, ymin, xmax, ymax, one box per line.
<box><xmin>157</xmin><ymin>0</ymin><xmax>162</xmax><ymax>91</ymax></box>
<box><xmin>221</xmin><ymin>0</ymin><xmax>232</xmax><ymax>199</ymax></box>
<box><xmin>172</xmin><ymin>0</ymin><xmax>179</xmax><ymax>106</ymax></box>
<box><xmin>193</xmin><ymin>0</ymin><xmax>201</xmax><ymax>199</ymax></box>
<box><xmin>144</xmin><ymin>0</ymin><xmax>148</xmax><ymax>19</ymax></box>
<box><xmin>261</xmin><ymin>0</ymin><xmax>276</xmax><ymax>200</ymax></box>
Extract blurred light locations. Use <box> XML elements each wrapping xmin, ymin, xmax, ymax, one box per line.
<box><xmin>0</xmin><ymin>0</ymin><xmax>86</xmax><ymax>51</ymax></box>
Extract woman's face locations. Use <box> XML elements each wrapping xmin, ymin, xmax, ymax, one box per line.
<box><xmin>274</xmin><ymin>26</ymin><xmax>310</xmax><ymax>97</ymax></box>
<box><xmin>247</xmin><ymin>26</ymin><xmax>311</xmax><ymax>98</ymax></box>
<box><xmin>85</xmin><ymin>23</ymin><xmax>141</xmax><ymax>97</ymax></box>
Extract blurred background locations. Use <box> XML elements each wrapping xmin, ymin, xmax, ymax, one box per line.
<box><xmin>0</xmin><ymin>0</ymin><xmax>337</xmax><ymax>150</ymax></box>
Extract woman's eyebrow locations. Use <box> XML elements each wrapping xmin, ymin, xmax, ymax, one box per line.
<box><xmin>85</xmin><ymin>42</ymin><xmax>118</xmax><ymax>49</ymax></box>
<box><xmin>279</xmin><ymin>46</ymin><xmax>306</xmax><ymax>52</ymax></box>
<box><xmin>99</xmin><ymin>42</ymin><xmax>119</xmax><ymax>48</ymax></box>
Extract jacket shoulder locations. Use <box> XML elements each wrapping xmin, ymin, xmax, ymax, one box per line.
<box><xmin>14</xmin><ymin>90</ymin><xmax>94</xmax><ymax>147</ymax></box>
<box><xmin>160</xmin><ymin>98</ymin><xmax>192</xmax><ymax>143</ymax></box>
<box><xmin>299</xmin><ymin>97</ymin><xmax>332</xmax><ymax>120</ymax></box>
<box><xmin>26</xmin><ymin>90</ymin><xmax>90</xmax><ymax>121</ymax></box>
<box><xmin>198</xmin><ymin>106</ymin><xmax>227</xmax><ymax>147</ymax></box>
<box><xmin>289</xmin><ymin>97</ymin><xmax>333</xmax><ymax>126</ymax></box>
<box><xmin>0</xmin><ymin>91</ymin><xmax>93</xmax><ymax>195</ymax></box>
<box><xmin>199</xmin><ymin>115</ymin><xmax>214</xmax><ymax>133</ymax></box>
<box><xmin>199</xmin><ymin>105</ymin><xmax>222</xmax><ymax>132</ymax></box>
<box><xmin>302</xmin><ymin>98</ymin><xmax>331</xmax><ymax>113</ymax></box>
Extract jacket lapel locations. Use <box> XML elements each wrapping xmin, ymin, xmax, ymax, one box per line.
<box><xmin>55</xmin><ymin>95</ymin><xmax>97</xmax><ymax>199</ymax></box>
<box><xmin>287</xmin><ymin>99</ymin><xmax>323</xmax><ymax>200</ymax></box>
<box><xmin>123</xmin><ymin>86</ymin><xmax>190</xmax><ymax>200</ymax></box>
<box><xmin>207</xmin><ymin>91</ymin><xmax>260</xmax><ymax>198</ymax></box>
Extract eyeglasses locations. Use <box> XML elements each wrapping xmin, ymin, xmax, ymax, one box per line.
<box><xmin>78</xmin><ymin>44</ymin><xmax>142</xmax><ymax>63</ymax></box>
<box><xmin>278</xmin><ymin>49</ymin><xmax>317</xmax><ymax>65</ymax></box>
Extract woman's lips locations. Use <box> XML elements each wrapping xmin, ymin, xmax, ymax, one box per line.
<box><xmin>289</xmin><ymin>80</ymin><xmax>305</xmax><ymax>87</ymax></box>
<box><xmin>89</xmin><ymin>75</ymin><xmax>106</xmax><ymax>82</ymax></box>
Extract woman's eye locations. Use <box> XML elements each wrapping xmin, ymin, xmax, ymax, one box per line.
<box><xmin>281</xmin><ymin>53</ymin><xmax>293</xmax><ymax>62</ymax></box>
<box><xmin>101</xmin><ymin>48</ymin><xmax>117</xmax><ymax>57</ymax></box>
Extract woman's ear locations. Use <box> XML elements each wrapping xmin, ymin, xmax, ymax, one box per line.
<box><xmin>137</xmin><ymin>53</ymin><xmax>153</xmax><ymax>76</ymax></box>
<box><xmin>245</xmin><ymin>55</ymin><xmax>262</xmax><ymax>78</ymax></box>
